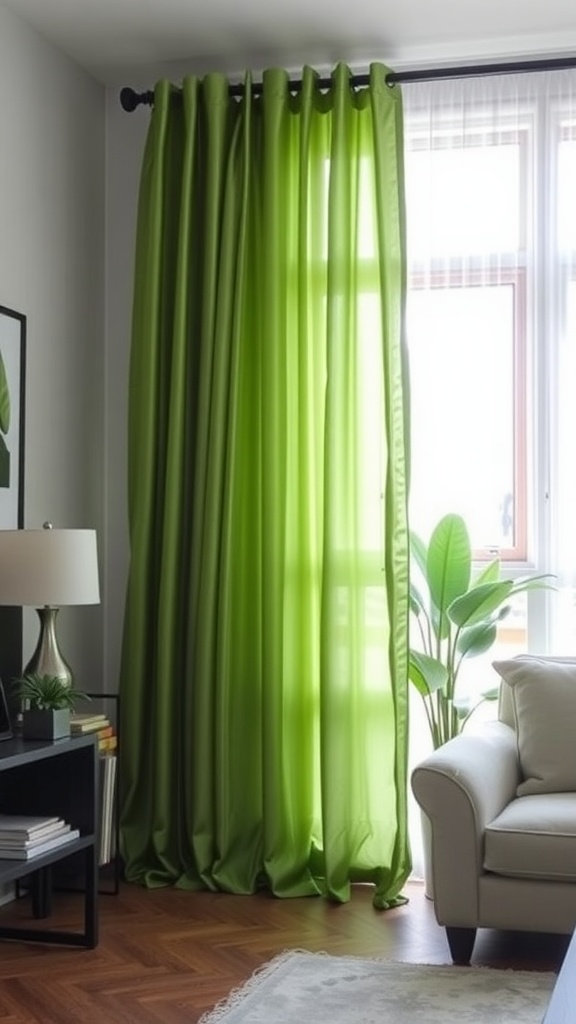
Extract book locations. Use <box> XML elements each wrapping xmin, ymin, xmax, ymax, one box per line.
<box><xmin>71</xmin><ymin>717</ymin><xmax>111</xmax><ymax>734</ymax></box>
<box><xmin>0</xmin><ymin>828</ymin><xmax>80</xmax><ymax>860</ymax></box>
<box><xmin>0</xmin><ymin>814</ymin><xmax>62</xmax><ymax>837</ymax></box>
<box><xmin>95</xmin><ymin>725</ymin><xmax>114</xmax><ymax>741</ymax></box>
<box><xmin>0</xmin><ymin>823</ymin><xmax>71</xmax><ymax>849</ymax></box>
<box><xmin>98</xmin><ymin>735</ymin><xmax>118</xmax><ymax>753</ymax></box>
<box><xmin>0</xmin><ymin>819</ymin><xmax>67</xmax><ymax>844</ymax></box>
<box><xmin>70</xmin><ymin>713</ymin><xmax>107</xmax><ymax>725</ymax></box>
<box><xmin>99</xmin><ymin>754</ymin><xmax>117</xmax><ymax>865</ymax></box>
<box><xmin>70</xmin><ymin>713</ymin><xmax>108</xmax><ymax>728</ymax></box>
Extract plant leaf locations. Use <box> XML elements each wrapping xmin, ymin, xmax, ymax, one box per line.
<box><xmin>481</xmin><ymin>685</ymin><xmax>500</xmax><ymax>702</ymax></box>
<box><xmin>473</xmin><ymin>559</ymin><xmax>501</xmax><ymax>586</ymax></box>
<box><xmin>456</xmin><ymin>621</ymin><xmax>498</xmax><ymax>658</ymax></box>
<box><xmin>453</xmin><ymin>698</ymin><xmax>474</xmax><ymax>719</ymax></box>
<box><xmin>409</xmin><ymin>650</ymin><xmax>449</xmax><ymax>695</ymax></box>
<box><xmin>448</xmin><ymin>580</ymin><xmax>514</xmax><ymax>628</ymax></box>
<box><xmin>12</xmin><ymin>672</ymin><xmax>89</xmax><ymax>710</ymax></box>
<box><xmin>0</xmin><ymin>352</ymin><xmax>10</xmax><ymax>435</ymax></box>
<box><xmin>410</xmin><ymin>530</ymin><xmax>428</xmax><ymax>579</ymax></box>
<box><xmin>409</xmin><ymin>581</ymin><xmax>427</xmax><ymax>617</ymax></box>
<box><xmin>511</xmin><ymin>574</ymin><xmax>556</xmax><ymax>594</ymax></box>
<box><xmin>426</xmin><ymin>514</ymin><xmax>471</xmax><ymax>638</ymax></box>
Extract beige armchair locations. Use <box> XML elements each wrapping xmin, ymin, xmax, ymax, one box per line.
<box><xmin>411</xmin><ymin>656</ymin><xmax>576</xmax><ymax>964</ymax></box>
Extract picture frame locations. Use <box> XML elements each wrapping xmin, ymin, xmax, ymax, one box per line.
<box><xmin>0</xmin><ymin>304</ymin><xmax>26</xmax><ymax>529</ymax></box>
<box><xmin>0</xmin><ymin>305</ymin><xmax>26</xmax><ymax>724</ymax></box>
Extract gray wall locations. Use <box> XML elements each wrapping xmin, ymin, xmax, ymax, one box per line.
<box><xmin>0</xmin><ymin>5</ymin><xmax>105</xmax><ymax>692</ymax></box>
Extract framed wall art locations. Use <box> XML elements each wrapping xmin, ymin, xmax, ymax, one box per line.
<box><xmin>0</xmin><ymin>304</ymin><xmax>26</xmax><ymax>723</ymax></box>
<box><xmin>0</xmin><ymin>305</ymin><xmax>26</xmax><ymax>529</ymax></box>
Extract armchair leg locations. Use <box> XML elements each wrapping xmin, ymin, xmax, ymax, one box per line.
<box><xmin>446</xmin><ymin>927</ymin><xmax>476</xmax><ymax>965</ymax></box>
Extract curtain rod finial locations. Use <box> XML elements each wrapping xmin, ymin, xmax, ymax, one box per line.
<box><xmin>119</xmin><ymin>87</ymin><xmax>154</xmax><ymax>112</ymax></box>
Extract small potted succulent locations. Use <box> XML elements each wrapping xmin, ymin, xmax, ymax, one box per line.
<box><xmin>12</xmin><ymin>673</ymin><xmax>90</xmax><ymax>740</ymax></box>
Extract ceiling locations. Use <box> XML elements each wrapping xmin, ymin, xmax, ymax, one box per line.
<box><xmin>2</xmin><ymin>0</ymin><xmax>576</xmax><ymax>86</ymax></box>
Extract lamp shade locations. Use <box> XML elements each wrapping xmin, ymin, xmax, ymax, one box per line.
<box><xmin>0</xmin><ymin>528</ymin><xmax>100</xmax><ymax>607</ymax></box>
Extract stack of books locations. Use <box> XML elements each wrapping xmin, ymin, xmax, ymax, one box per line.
<box><xmin>70</xmin><ymin>713</ymin><xmax>118</xmax><ymax>754</ymax></box>
<box><xmin>70</xmin><ymin>711</ymin><xmax>118</xmax><ymax>867</ymax></box>
<box><xmin>0</xmin><ymin>814</ymin><xmax>80</xmax><ymax>860</ymax></box>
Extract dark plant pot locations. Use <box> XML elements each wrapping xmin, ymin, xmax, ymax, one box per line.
<box><xmin>22</xmin><ymin>708</ymin><xmax>71</xmax><ymax>740</ymax></box>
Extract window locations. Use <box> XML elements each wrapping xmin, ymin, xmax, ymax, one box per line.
<box><xmin>403</xmin><ymin>73</ymin><xmax>576</xmax><ymax>660</ymax></box>
<box><xmin>405</xmin><ymin>111</ymin><xmax>531</xmax><ymax>561</ymax></box>
<box><xmin>402</xmin><ymin>74</ymin><xmax>576</xmax><ymax>877</ymax></box>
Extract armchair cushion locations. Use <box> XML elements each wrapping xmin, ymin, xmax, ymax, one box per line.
<box><xmin>492</xmin><ymin>656</ymin><xmax>576</xmax><ymax>796</ymax></box>
<box><xmin>485</xmin><ymin>792</ymin><xmax>576</xmax><ymax>881</ymax></box>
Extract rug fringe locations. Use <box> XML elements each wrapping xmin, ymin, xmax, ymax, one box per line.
<box><xmin>198</xmin><ymin>950</ymin><xmax>304</xmax><ymax>1023</ymax></box>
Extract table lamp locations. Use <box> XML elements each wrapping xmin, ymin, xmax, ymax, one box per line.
<box><xmin>0</xmin><ymin>522</ymin><xmax>100</xmax><ymax>688</ymax></box>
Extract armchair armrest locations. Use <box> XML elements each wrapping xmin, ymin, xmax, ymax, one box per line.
<box><xmin>411</xmin><ymin>720</ymin><xmax>520</xmax><ymax>926</ymax></box>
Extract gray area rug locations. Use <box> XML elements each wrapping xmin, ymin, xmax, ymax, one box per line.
<box><xmin>198</xmin><ymin>949</ymin><xmax>556</xmax><ymax>1023</ymax></box>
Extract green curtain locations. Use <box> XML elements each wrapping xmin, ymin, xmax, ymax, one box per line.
<box><xmin>119</xmin><ymin>61</ymin><xmax>411</xmax><ymax>908</ymax></box>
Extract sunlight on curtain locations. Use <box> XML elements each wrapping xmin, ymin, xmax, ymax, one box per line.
<box><xmin>402</xmin><ymin>69</ymin><xmax>576</xmax><ymax>876</ymax></box>
<box><xmin>119</xmin><ymin>64</ymin><xmax>411</xmax><ymax>907</ymax></box>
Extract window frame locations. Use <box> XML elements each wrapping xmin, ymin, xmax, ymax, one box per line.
<box><xmin>405</xmin><ymin>114</ymin><xmax>533</xmax><ymax>564</ymax></box>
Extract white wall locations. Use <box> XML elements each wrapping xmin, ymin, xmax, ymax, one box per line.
<box><xmin>103</xmin><ymin>90</ymin><xmax>144</xmax><ymax>692</ymax></box>
<box><xmin>0</xmin><ymin>5</ymin><xmax>105</xmax><ymax>691</ymax></box>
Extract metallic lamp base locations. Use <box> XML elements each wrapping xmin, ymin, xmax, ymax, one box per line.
<box><xmin>24</xmin><ymin>606</ymin><xmax>73</xmax><ymax>688</ymax></box>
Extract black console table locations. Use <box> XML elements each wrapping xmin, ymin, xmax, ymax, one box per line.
<box><xmin>0</xmin><ymin>733</ymin><xmax>98</xmax><ymax>948</ymax></box>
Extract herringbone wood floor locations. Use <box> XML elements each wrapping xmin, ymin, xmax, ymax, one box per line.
<box><xmin>0</xmin><ymin>879</ymin><xmax>569</xmax><ymax>1023</ymax></box>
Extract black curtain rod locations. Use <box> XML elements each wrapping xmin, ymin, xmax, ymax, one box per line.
<box><xmin>119</xmin><ymin>53</ymin><xmax>576</xmax><ymax>112</ymax></box>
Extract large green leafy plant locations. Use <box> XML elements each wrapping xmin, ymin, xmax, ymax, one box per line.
<box><xmin>409</xmin><ymin>513</ymin><xmax>551</xmax><ymax>748</ymax></box>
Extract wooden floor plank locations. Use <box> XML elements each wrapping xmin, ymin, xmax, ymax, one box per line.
<box><xmin>0</xmin><ymin>880</ymin><xmax>568</xmax><ymax>1022</ymax></box>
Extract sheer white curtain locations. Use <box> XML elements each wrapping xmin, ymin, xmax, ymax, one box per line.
<box><xmin>402</xmin><ymin>69</ymin><xmax>576</xmax><ymax>877</ymax></box>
